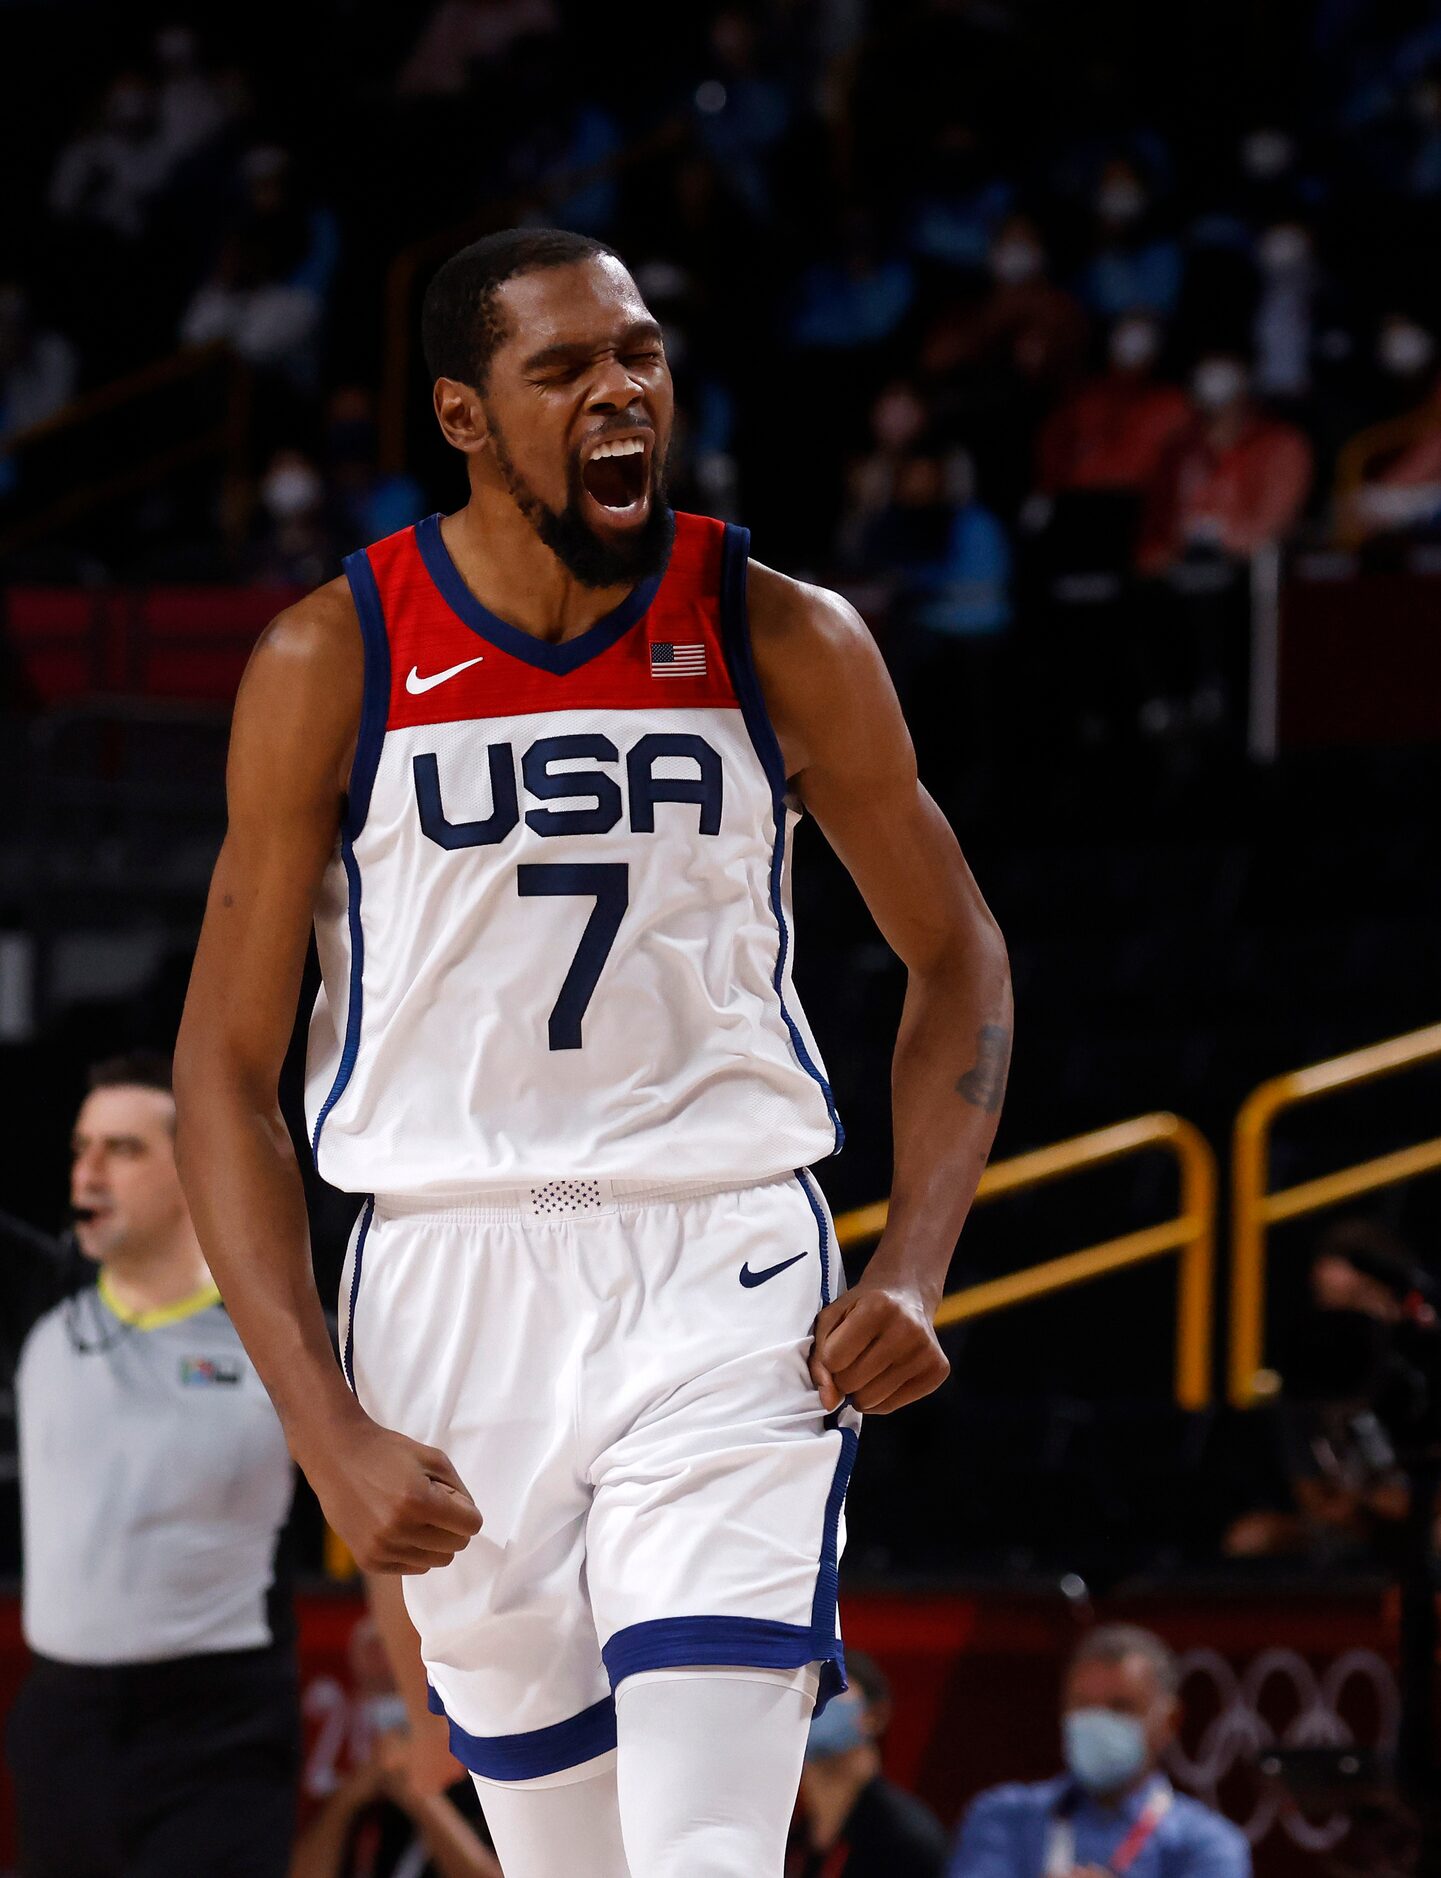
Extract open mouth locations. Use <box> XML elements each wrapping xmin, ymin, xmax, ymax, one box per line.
<box><xmin>580</xmin><ymin>435</ymin><xmax>650</xmax><ymax>521</ymax></box>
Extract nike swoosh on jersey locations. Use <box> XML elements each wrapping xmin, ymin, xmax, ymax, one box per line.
<box><xmin>738</xmin><ymin>1252</ymin><xmax>808</xmax><ymax>1288</ymax></box>
<box><xmin>405</xmin><ymin>655</ymin><xmax>486</xmax><ymax>694</ymax></box>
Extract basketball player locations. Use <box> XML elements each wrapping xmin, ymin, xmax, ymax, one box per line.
<box><xmin>175</xmin><ymin>229</ymin><xmax>1012</xmax><ymax>1878</ymax></box>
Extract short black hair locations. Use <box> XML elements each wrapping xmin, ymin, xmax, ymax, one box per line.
<box><xmin>1069</xmin><ymin>1624</ymin><xmax>1180</xmax><ymax>1698</ymax></box>
<box><xmin>421</xmin><ymin>227</ymin><xmax>618</xmax><ymax>390</ymax></box>
<box><xmin>86</xmin><ymin>1050</ymin><xmax>174</xmax><ymax>1098</ymax></box>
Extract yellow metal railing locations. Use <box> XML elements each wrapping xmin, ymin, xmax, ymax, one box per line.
<box><xmin>1229</xmin><ymin>1021</ymin><xmax>1441</xmax><ymax>1407</ymax></box>
<box><xmin>835</xmin><ymin>1112</ymin><xmax>1217</xmax><ymax>1409</ymax></box>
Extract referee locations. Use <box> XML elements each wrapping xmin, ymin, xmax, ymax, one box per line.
<box><xmin>3</xmin><ymin>1051</ymin><xmax>300</xmax><ymax>1877</ymax></box>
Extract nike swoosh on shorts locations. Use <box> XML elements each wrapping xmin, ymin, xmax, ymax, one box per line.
<box><xmin>406</xmin><ymin>655</ymin><xmax>486</xmax><ymax>694</ymax></box>
<box><xmin>738</xmin><ymin>1252</ymin><xmax>808</xmax><ymax>1288</ymax></box>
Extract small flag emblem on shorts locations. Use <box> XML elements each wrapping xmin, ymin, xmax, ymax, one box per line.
<box><xmin>650</xmin><ymin>641</ymin><xmax>706</xmax><ymax>677</ymax></box>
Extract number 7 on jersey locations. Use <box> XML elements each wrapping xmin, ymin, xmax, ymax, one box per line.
<box><xmin>516</xmin><ymin>863</ymin><xmax>629</xmax><ymax>1051</ymax></box>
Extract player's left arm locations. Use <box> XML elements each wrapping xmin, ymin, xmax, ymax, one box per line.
<box><xmin>749</xmin><ymin>563</ymin><xmax>1013</xmax><ymax>1415</ymax></box>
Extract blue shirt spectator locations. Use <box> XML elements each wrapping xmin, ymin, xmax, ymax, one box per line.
<box><xmin>949</xmin><ymin>1773</ymin><xmax>1250</xmax><ymax>1878</ymax></box>
<box><xmin>949</xmin><ymin>1625</ymin><xmax>1250</xmax><ymax>1878</ymax></box>
<box><xmin>790</xmin><ymin>245</ymin><xmax>915</xmax><ymax>352</ymax></box>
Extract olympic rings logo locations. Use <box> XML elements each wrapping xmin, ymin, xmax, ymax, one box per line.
<box><xmin>1164</xmin><ymin>1646</ymin><xmax>1397</xmax><ymax>1848</ymax></box>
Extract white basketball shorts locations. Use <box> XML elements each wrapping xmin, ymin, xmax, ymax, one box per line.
<box><xmin>339</xmin><ymin>1167</ymin><xmax>861</xmax><ymax>1785</ymax></box>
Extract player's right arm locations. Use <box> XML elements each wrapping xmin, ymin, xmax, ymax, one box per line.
<box><xmin>174</xmin><ymin>584</ymin><xmax>481</xmax><ymax>1574</ymax></box>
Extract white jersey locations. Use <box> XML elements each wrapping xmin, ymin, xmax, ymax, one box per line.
<box><xmin>305</xmin><ymin>510</ymin><xmax>842</xmax><ymax>1198</ymax></box>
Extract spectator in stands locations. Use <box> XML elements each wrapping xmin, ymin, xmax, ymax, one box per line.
<box><xmin>848</xmin><ymin>444</ymin><xmax>1011</xmax><ymax>810</ymax></box>
<box><xmin>153</xmin><ymin>24</ymin><xmax>242</xmax><ymax>170</ymax></box>
<box><xmin>948</xmin><ymin>1625</ymin><xmax>1251</xmax><ymax>1878</ymax></box>
<box><xmin>854</xmin><ymin>446</ymin><xmax>1012</xmax><ymax>637</ymax></box>
<box><xmin>691</xmin><ymin>8</ymin><xmax>795</xmax><ymax>224</ymax></box>
<box><xmin>1035</xmin><ymin>314</ymin><xmax>1191</xmax><ymax>500</ymax></box>
<box><xmin>838</xmin><ymin>379</ymin><xmax>931</xmax><ymax>558</ymax></box>
<box><xmin>246</xmin><ymin>448</ymin><xmax>338</xmax><ymax>587</ymax></box>
<box><xmin>1376</xmin><ymin>313</ymin><xmax>1438</xmax><ymax>396</ymax></box>
<box><xmin>907</xmin><ymin>120</ymin><xmax>1016</xmax><ymax>274</ymax></box>
<box><xmin>789</xmin><ymin>213</ymin><xmax>916</xmax><ymax>354</ymax></box>
<box><xmin>1336</xmin><ymin>384</ymin><xmax>1441</xmax><ymax>546</ymax></box>
<box><xmin>1224</xmin><ymin>1219</ymin><xmax>1418</xmax><ymax>1561</ymax></box>
<box><xmin>48</xmin><ymin>71</ymin><xmax>169</xmax><ymax>241</ymax></box>
<box><xmin>0</xmin><ymin>285</ymin><xmax>77</xmax><ymax>495</ymax></box>
<box><xmin>921</xmin><ymin>216</ymin><xmax>1088</xmax><ymax>392</ymax></box>
<box><xmin>790</xmin><ymin>1650</ymin><xmax>948</xmax><ymax>1877</ymax></box>
<box><xmin>1250</xmin><ymin>220</ymin><xmax>1326</xmax><ymax>403</ymax></box>
<box><xmin>1074</xmin><ymin>157</ymin><xmax>1182</xmax><ymax>323</ymax></box>
<box><xmin>323</xmin><ymin>388</ymin><xmax>428</xmax><ymax>552</ymax></box>
<box><xmin>3</xmin><ymin>1051</ymin><xmax>299</xmax><ymax>1877</ymax></box>
<box><xmin>289</xmin><ymin>1614</ymin><xmax>501</xmax><ymax>1878</ymax></box>
<box><xmin>1334</xmin><ymin>331</ymin><xmax>1441</xmax><ymax>546</ymax></box>
<box><xmin>180</xmin><ymin>146</ymin><xmax>336</xmax><ymax>386</ymax></box>
<box><xmin>1137</xmin><ymin>354</ymin><xmax>1312</xmax><ymax>571</ymax></box>
<box><xmin>398</xmin><ymin>0</ymin><xmax>559</xmax><ymax>97</ymax></box>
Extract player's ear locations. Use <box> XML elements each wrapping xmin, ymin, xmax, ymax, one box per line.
<box><xmin>433</xmin><ymin>378</ymin><xmax>489</xmax><ymax>456</ymax></box>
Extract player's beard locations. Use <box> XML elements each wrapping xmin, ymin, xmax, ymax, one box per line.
<box><xmin>486</xmin><ymin>410</ymin><xmax>674</xmax><ymax>589</ymax></box>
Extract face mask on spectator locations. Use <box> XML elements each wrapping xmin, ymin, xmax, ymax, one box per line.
<box><xmin>873</xmin><ymin>385</ymin><xmax>926</xmax><ymax>451</ymax></box>
<box><xmin>1063</xmin><ymin>1707</ymin><xmax>1149</xmax><ymax>1794</ymax></box>
<box><xmin>1240</xmin><ymin>127</ymin><xmax>1294</xmax><ymax>179</ymax></box>
<box><xmin>1110</xmin><ymin>319</ymin><xmax>1159</xmax><ymax>371</ymax></box>
<box><xmin>1257</xmin><ymin>224</ymin><xmax>1311</xmax><ymax>275</ymax></box>
<box><xmin>804</xmin><ymin>1692</ymin><xmax>869</xmax><ymax>1763</ymax></box>
<box><xmin>991</xmin><ymin>238</ymin><xmax>1044</xmax><ymax>284</ymax></box>
<box><xmin>1095</xmin><ymin>175</ymin><xmax>1145</xmax><ymax>226</ymax></box>
<box><xmin>261</xmin><ymin>463</ymin><xmax>324</xmax><ymax>520</ymax></box>
<box><xmin>1192</xmin><ymin>359</ymin><xmax>1247</xmax><ymax>411</ymax></box>
<box><xmin>1378</xmin><ymin>321</ymin><xmax>1435</xmax><ymax>378</ymax></box>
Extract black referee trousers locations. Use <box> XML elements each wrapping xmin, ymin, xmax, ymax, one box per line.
<box><xmin>7</xmin><ymin>1647</ymin><xmax>299</xmax><ymax>1878</ymax></box>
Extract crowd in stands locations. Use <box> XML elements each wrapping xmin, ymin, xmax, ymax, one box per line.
<box><xmin>5</xmin><ymin>0</ymin><xmax>1441</xmax><ymax>630</ymax></box>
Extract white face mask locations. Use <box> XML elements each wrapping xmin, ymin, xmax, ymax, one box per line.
<box><xmin>1096</xmin><ymin>176</ymin><xmax>1145</xmax><ymax>225</ymax></box>
<box><xmin>1240</xmin><ymin>127</ymin><xmax>1293</xmax><ymax>179</ymax></box>
<box><xmin>991</xmin><ymin>239</ymin><xmax>1044</xmax><ymax>285</ymax></box>
<box><xmin>1110</xmin><ymin>320</ymin><xmax>1159</xmax><ymax>371</ymax></box>
<box><xmin>1257</xmin><ymin>224</ymin><xmax>1311</xmax><ymax>275</ymax></box>
<box><xmin>1064</xmin><ymin>1708</ymin><xmax>1150</xmax><ymax>1795</ymax></box>
<box><xmin>1379</xmin><ymin>322</ymin><xmax>1435</xmax><ymax>377</ymax></box>
<box><xmin>873</xmin><ymin>388</ymin><xmax>924</xmax><ymax>451</ymax></box>
<box><xmin>1192</xmin><ymin>360</ymin><xmax>1247</xmax><ymax>411</ymax></box>
<box><xmin>261</xmin><ymin>465</ymin><xmax>324</xmax><ymax>520</ymax></box>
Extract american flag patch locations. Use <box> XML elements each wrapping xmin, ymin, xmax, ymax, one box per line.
<box><xmin>650</xmin><ymin>641</ymin><xmax>706</xmax><ymax>678</ymax></box>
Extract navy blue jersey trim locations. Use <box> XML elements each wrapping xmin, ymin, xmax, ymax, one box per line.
<box><xmin>414</xmin><ymin>511</ymin><xmax>670</xmax><ymax>675</ymax></box>
<box><xmin>602</xmin><ymin>1614</ymin><xmax>846</xmax><ymax>1707</ymax></box>
<box><xmin>309</xmin><ymin>834</ymin><xmax>364</xmax><ymax>1161</ymax></box>
<box><xmin>717</xmin><ymin>524</ymin><xmax>843</xmax><ymax>1154</ymax></box>
<box><xmin>427</xmin><ymin>1685</ymin><xmax>617</xmax><ymax>1781</ymax></box>
<box><xmin>341</xmin><ymin>547</ymin><xmax>391</xmax><ymax>840</ymax></box>
<box><xmin>311</xmin><ymin>550</ymin><xmax>386</xmax><ymax>1164</ymax></box>
<box><xmin>810</xmin><ymin>1425</ymin><xmax>859</xmax><ymax>1646</ymax></box>
<box><xmin>601</xmin><ymin>1413</ymin><xmax>859</xmax><ymax>1717</ymax></box>
<box><xmin>340</xmin><ymin>1195</ymin><xmax>374</xmax><ymax>1392</ymax></box>
<box><xmin>795</xmin><ymin>1166</ymin><xmax>833</xmax><ymax>1308</ymax></box>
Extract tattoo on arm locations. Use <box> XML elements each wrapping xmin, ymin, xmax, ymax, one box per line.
<box><xmin>956</xmin><ymin>1023</ymin><xmax>1011</xmax><ymax>1114</ymax></box>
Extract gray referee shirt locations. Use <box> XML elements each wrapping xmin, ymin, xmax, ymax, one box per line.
<box><xmin>15</xmin><ymin>1271</ymin><xmax>294</xmax><ymax>1665</ymax></box>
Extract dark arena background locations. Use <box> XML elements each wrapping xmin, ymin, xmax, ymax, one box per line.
<box><xmin>3</xmin><ymin>2</ymin><xmax>1441</xmax><ymax>1873</ymax></box>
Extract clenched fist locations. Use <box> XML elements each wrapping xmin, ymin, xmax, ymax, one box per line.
<box><xmin>808</xmin><ymin>1278</ymin><xmax>950</xmax><ymax>1414</ymax></box>
<box><xmin>305</xmin><ymin>1415</ymin><xmax>482</xmax><ymax>1574</ymax></box>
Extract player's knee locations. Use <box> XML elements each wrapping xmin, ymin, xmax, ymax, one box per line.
<box><xmin>627</xmin><ymin>1822</ymin><xmax>770</xmax><ymax>1878</ymax></box>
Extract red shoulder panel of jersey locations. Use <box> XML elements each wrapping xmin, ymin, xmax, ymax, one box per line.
<box><xmin>363</xmin><ymin>511</ymin><xmax>739</xmax><ymax>729</ymax></box>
